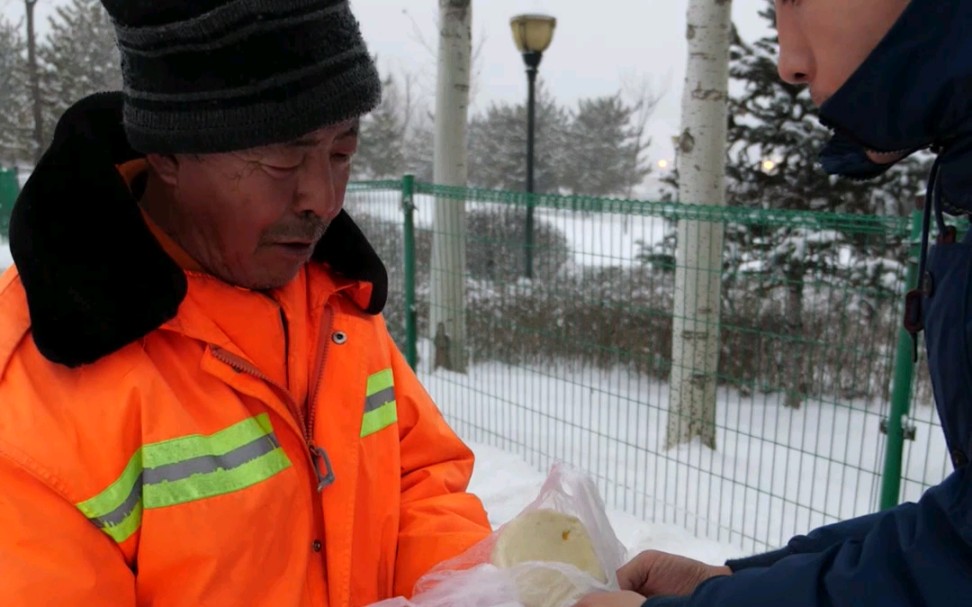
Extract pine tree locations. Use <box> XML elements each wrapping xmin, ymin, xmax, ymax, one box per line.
<box><xmin>467</xmin><ymin>84</ymin><xmax>656</xmax><ymax>196</ymax></box>
<box><xmin>39</xmin><ymin>0</ymin><xmax>121</xmax><ymax>144</ymax></box>
<box><xmin>0</xmin><ymin>16</ymin><xmax>32</xmax><ymax>165</ymax></box>
<box><xmin>404</xmin><ymin>111</ymin><xmax>435</xmax><ymax>182</ymax></box>
<box><xmin>353</xmin><ymin>67</ymin><xmax>435</xmax><ymax>182</ymax></box>
<box><xmin>467</xmin><ymin>81</ymin><xmax>570</xmax><ymax>193</ymax></box>
<box><xmin>561</xmin><ymin>93</ymin><xmax>652</xmax><ymax>197</ymax></box>
<box><xmin>725</xmin><ymin>0</ymin><xmax>929</xmax><ymax>408</ymax></box>
<box><xmin>355</xmin><ymin>73</ymin><xmax>408</xmax><ymax>179</ymax></box>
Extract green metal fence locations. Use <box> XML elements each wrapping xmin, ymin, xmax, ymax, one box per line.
<box><xmin>0</xmin><ymin>171</ymin><xmax>947</xmax><ymax>553</ymax></box>
<box><xmin>0</xmin><ymin>166</ymin><xmax>19</xmax><ymax>240</ymax></box>
<box><xmin>347</xmin><ymin>177</ymin><xmax>950</xmax><ymax>555</ymax></box>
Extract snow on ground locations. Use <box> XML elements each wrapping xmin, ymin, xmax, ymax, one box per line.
<box><xmin>0</xmin><ymin>240</ymin><xmax>10</xmax><ymax>271</ymax></box>
<box><xmin>468</xmin><ymin>440</ymin><xmax>743</xmax><ymax>565</ymax></box>
<box><xmin>418</xmin><ymin>342</ymin><xmax>950</xmax><ymax>555</ymax></box>
<box><xmin>345</xmin><ymin>191</ymin><xmax>668</xmax><ymax>267</ymax></box>
<box><xmin>541</xmin><ymin>209</ymin><xmax>667</xmax><ymax>268</ymax></box>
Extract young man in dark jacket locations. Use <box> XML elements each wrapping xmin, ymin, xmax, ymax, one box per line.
<box><xmin>577</xmin><ymin>0</ymin><xmax>972</xmax><ymax>605</ymax></box>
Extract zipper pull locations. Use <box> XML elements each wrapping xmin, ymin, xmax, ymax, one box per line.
<box><xmin>309</xmin><ymin>443</ymin><xmax>335</xmax><ymax>492</ymax></box>
<box><xmin>903</xmin><ymin>288</ymin><xmax>923</xmax><ymax>363</ymax></box>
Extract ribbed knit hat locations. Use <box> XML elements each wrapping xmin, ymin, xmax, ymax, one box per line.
<box><xmin>100</xmin><ymin>0</ymin><xmax>382</xmax><ymax>154</ymax></box>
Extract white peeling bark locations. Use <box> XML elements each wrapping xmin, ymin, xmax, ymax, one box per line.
<box><xmin>430</xmin><ymin>0</ymin><xmax>471</xmax><ymax>372</ymax></box>
<box><xmin>666</xmin><ymin>0</ymin><xmax>733</xmax><ymax>450</ymax></box>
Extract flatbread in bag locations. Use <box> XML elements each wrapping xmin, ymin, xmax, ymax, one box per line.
<box><xmin>491</xmin><ymin>509</ymin><xmax>608</xmax><ymax>607</ymax></box>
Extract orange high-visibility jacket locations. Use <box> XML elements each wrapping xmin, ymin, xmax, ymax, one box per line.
<box><xmin>0</xmin><ymin>93</ymin><xmax>490</xmax><ymax>606</ymax></box>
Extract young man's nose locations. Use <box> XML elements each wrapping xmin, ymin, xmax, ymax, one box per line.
<box><xmin>776</xmin><ymin>16</ymin><xmax>815</xmax><ymax>87</ymax></box>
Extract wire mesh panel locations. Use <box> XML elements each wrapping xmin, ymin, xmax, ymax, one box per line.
<box><xmin>345</xmin><ymin>181</ymin><xmax>410</xmax><ymax>345</ymax></box>
<box><xmin>347</xmin><ymin>179</ymin><xmax>951</xmax><ymax>554</ymax></box>
<box><xmin>900</xmin><ymin>358</ymin><xmax>952</xmax><ymax>504</ymax></box>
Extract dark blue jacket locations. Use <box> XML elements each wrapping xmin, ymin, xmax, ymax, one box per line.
<box><xmin>649</xmin><ymin>0</ymin><xmax>972</xmax><ymax>604</ymax></box>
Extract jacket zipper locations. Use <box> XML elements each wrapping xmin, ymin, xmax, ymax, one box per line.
<box><xmin>210</xmin><ymin>345</ymin><xmax>334</xmax><ymax>492</ymax></box>
<box><xmin>210</xmin><ymin>302</ymin><xmax>338</xmax><ymax>598</ymax></box>
<box><xmin>306</xmin><ymin>306</ymin><xmax>335</xmax><ymax>490</ymax></box>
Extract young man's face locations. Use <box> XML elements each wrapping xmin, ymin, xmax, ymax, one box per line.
<box><xmin>775</xmin><ymin>0</ymin><xmax>910</xmax><ymax>107</ymax></box>
<box><xmin>148</xmin><ymin>119</ymin><xmax>359</xmax><ymax>290</ymax></box>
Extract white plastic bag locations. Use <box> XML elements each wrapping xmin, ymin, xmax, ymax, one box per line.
<box><xmin>369</xmin><ymin>462</ymin><xmax>627</xmax><ymax>607</ymax></box>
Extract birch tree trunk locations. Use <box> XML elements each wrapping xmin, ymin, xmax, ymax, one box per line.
<box><xmin>666</xmin><ymin>0</ymin><xmax>733</xmax><ymax>450</ymax></box>
<box><xmin>25</xmin><ymin>0</ymin><xmax>43</xmax><ymax>163</ymax></box>
<box><xmin>430</xmin><ymin>0</ymin><xmax>471</xmax><ymax>373</ymax></box>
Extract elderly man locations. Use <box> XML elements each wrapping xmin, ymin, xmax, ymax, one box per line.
<box><xmin>579</xmin><ymin>0</ymin><xmax>972</xmax><ymax>605</ymax></box>
<box><xmin>0</xmin><ymin>1</ymin><xmax>490</xmax><ymax>605</ymax></box>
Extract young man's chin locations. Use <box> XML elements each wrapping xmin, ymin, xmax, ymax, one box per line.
<box><xmin>865</xmin><ymin>149</ymin><xmax>908</xmax><ymax>164</ymax></box>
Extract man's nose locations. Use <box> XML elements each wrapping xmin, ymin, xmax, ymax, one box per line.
<box><xmin>776</xmin><ymin>17</ymin><xmax>814</xmax><ymax>86</ymax></box>
<box><xmin>294</xmin><ymin>161</ymin><xmax>339</xmax><ymax>220</ymax></box>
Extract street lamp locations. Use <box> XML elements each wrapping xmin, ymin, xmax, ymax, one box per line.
<box><xmin>510</xmin><ymin>13</ymin><xmax>556</xmax><ymax>279</ymax></box>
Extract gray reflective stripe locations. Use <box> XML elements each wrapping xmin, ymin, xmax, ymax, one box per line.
<box><xmin>91</xmin><ymin>474</ymin><xmax>143</xmax><ymax>528</ymax></box>
<box><xmin>88</xmin><ymin>434</ymin><xmax>282</xmax><ymax>528</ymax></box>
<box><xmin>365</xmin><ymin>387</ymin><xmax>395</xmax><ymax>412</ymax></box>
<box><xmin>143</xmin><ymin>434</ymin><xmax>280</xmax><ymax>484</ymax></box>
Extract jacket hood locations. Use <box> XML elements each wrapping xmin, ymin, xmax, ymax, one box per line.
<box><xmin>817</xmin><ymin>0</ymin><xmax>972</xmax><ymax>212</ymax></box>
<box><xmin>9</xmin><ymin>92</ymin><xmax>387</xmax><ymax>368</ymax></box>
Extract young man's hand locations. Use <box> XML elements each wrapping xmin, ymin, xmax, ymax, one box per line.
<box><xmin>572</xmin><ymin>590</ymin><xmax>647</xmax><ymax>607</ymax></box>
<box><xmin>619</xmin><ymin>550</ymin><xmax>731</xmax><ymax>598</ymax></box>
<box><xmin>573</xmin><ymin>550</ymin><xmax>732</xmax><ymax>607</ymax></box>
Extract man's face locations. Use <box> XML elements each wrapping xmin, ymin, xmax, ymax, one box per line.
<box><xmin>149</xmin><ymin>119</ymin><xmax>359</xmax><ymax>290</ymax></box>
<box><xmin>775</xmin><ymin>0</ymin><xmax>909</xmax><ymax>107</ymax></box>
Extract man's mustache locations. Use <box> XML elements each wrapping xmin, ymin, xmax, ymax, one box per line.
<box><xmin>261</xmin><ymin>218</ymin><xmax>330</xmax><ymax>243</ymax></box>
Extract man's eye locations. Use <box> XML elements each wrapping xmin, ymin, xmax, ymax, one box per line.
<box><xmin>265</xmin><ymin>163</ymin><xmax>301</xmax><ymax>171</ymax></box>
<box><xmin>260</xmin><ymin>162</ymin><xmax>302</xmax><ymax>177</ymax></box>
<box><xmin>255</xmin><ymin>147</ymin><xmax>305</xmax><ymax>170</ymax></box>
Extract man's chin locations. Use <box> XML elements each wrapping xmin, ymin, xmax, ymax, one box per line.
<box><xmin>232</xmin><ymin>263</ymin><xmax>306</xmax><ymax>292</ymax></box>
<box><xmin>248</xmin><ymin>272</ymin><xmax>302</xmax><ymax>292</ymax></box>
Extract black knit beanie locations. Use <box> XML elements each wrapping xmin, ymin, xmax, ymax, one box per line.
<box><xmin>99</xmin><ymin>0</ymin><xmax>382</xmax><ymax>154</ymax></box>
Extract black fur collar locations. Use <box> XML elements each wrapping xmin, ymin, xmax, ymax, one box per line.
<box><xmin>9</xmin><ymin>92</ymin><xmax>387</xmax><ymax>368</ymax></box>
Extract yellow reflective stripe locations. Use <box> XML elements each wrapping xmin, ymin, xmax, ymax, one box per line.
<box><xmin>366</xmin><ymin>368</ymin><xmax>394</xmax><ymax>396</ymax></box>
<box><xmin>361</xmin><ymin>401</ymin><xmax>398</xmax><ymax>437</ymax></box>
<box><xmin>76</xmin><ymin>447</ymin><xmax>143</xmax><ymax>520</ymax></box>
<box><xmin>75</xmin><ymin>414</ymin><xmax>291</xmax><ymax>543</ymax></box>
<box><xmin>362</xmin><ymin>369</ymin><xmax>397</xmax><ymax>436</ymax></box>
<box><xmin>144</xmin><ymin>414</ymin><xmax>276</xmax><ymax>467</ymax></box>
<box><xmin>145</xmin><ymin>446</ymin><xmax>291</xmax><ymax>508</ymax></box>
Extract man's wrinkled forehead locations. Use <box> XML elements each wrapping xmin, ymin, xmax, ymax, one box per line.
<box><xmin>231</xmin><ymin>118</ymin><xmax>361</xmax><ymax>159</ymax></box>
<box><xmin>282</xmin><ymin>118</ymin><xmax>361</xmax><ymax>149</ymax></box>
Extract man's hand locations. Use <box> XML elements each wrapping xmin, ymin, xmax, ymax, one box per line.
<box><xmin>618</xmin><ymin>550</ymin><xmax>731</xmax><ymax>598</ymax></box>
<box><xmin>572</xmin><ymin>590</ymin><xmax>648</xmax><ymax>607</ymax></box>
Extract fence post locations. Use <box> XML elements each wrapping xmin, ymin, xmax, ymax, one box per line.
<box><xmin>401</xmin><ymin>174</ymin><xmax>419</xmax><ymax>370</ymax></box>
<box><xmin>879</xmin><ymin>206</ymin><xmax>922</xmax><ymax>510</ymax></box>
<box><xmin>0</xmin><ymin>166</ymin><xmax>20</xmax><ymax>239</ymax></box>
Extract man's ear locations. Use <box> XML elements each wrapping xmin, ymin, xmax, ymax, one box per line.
<box><xmin>145</xmin><ymin>153</ymin><xmax>180</xmax><ymax>187</ymax></box>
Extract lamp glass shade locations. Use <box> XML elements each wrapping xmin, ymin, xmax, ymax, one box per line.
<box><xmin>510</xmin><ymin>14</ymin><xmax>556</xmax><ymax>54</ymax></box>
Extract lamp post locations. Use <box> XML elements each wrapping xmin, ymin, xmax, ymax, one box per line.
<box><xmin>510</xmin><ymin>13</ymin><xmax>556</xmax><ymax>279</ymax></box>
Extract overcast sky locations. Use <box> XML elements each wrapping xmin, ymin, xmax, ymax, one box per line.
<box><xmin>1</xmin><ymin>0</ymin><xmax>774</xmax><ymax>183</ymax></box>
